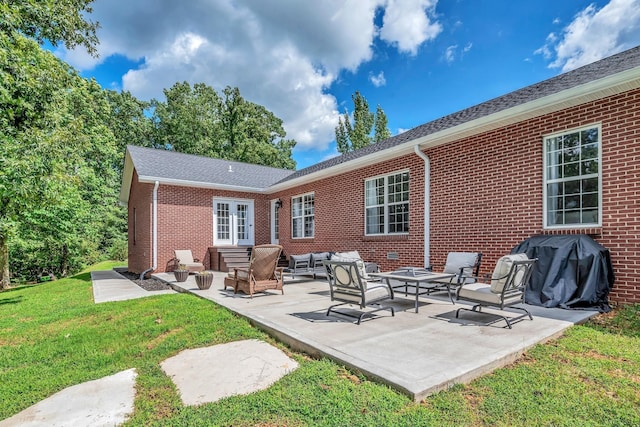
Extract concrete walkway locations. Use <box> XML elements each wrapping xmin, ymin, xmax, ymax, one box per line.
<box><xmin>91</xmin><ymin>269</ymin><xmax>175</xmax><ymax>303</ymax></box>
<box><xmin>160</xmin><ymin>272</ymin><xmax>598</xmax><ymax>402</ymax></box>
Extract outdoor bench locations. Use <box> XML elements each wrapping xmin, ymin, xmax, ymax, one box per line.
<box><xmin>285</xmin><ymin>251</ymin><xmax>379</xmax><ymax>280</ymax></box>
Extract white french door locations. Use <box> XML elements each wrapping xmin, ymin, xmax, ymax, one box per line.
<box><xmin>213</xmin><ymin>198</ymin><xmax>255</xmax><ymax>246</ymax></box>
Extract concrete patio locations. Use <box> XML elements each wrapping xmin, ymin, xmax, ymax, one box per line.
<box><xmin>156</xmin><ymin>272</ymin><xmax>597</xmax><ymax>402</ymax></box>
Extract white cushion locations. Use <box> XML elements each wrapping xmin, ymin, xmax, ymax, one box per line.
<box><xmin>490</xmin><ymin>253</ymin><xmax>529</xmax><ymax>293</ymax></box>
<box><xmin>458</xmin><ymin>282</ymin><xmax>523</xmax><ymax>306</ymax></box>
<box><xmin>443</xmin><ymin>252</ymin><xmax>479</xmax><ymax>275</ymax></box>
<box><xmin>331</xmin><ymin>251</ymin><xmax>368</xmax><ymax>279</ymax></box>
<box><xmin>175</xmin><ymin>250</ymin><xmax>196</xmax><ymax>264</ymax></box>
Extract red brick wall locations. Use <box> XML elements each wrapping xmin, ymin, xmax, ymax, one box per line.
<box><xmin>274</xmin><ymin>156</ymin><xmax>425</xmax><ymax>272</ymax></box>
<box><xmin>275</xmin><ymin>88</ymin><xmax>640</xmax><ymax>304</ymax></box>
<box><xmin>424</xmin><ymin>89</ymin><xmax>640</xmax><ymax>304</ymax></box>
<box><xmin>127</xmin><ymin>179</ymin><xmax>272</xmax><ymax>274</ymax></box>
<box><xmin>127</xmin><ymin>170</ymin><xmax>153</xmax><ymax>274</ymax></box>
<box><xmin>127</xmin><ymin>88</ymin><xmax>639</xmax><ymax>303</ymax></box>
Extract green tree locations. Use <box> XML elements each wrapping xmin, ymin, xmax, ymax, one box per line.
<box><xmin>374</xmin><ymin>105</ymin><xmax>391</xmax><ymax>143</ymax></box>
<box><xmin>220</xmin><ymin>86</ymin><xmax>296</xmax><ymax>169</ymax></box>
<box><xmin>152</xmin><ymin>82</ymin><xmax>296</xmax><ymax>169</ymax></box>
<box><xmin>0</xmin><ymin>0</ymin><xmax>99</xmax><ymax>55</ymax></box>
<box><xmin>335</xmin><ymin>91</ymin><xmax>391</xmax><ymax>153</ymax></box>
<box><xmin>1</xmin><ymin>0</ymin><xmax>101</xmax><ymax>289</ymax></box>
<box><xmin>105</xmin><ymin>90</ymin><xmax>152</xmax><ymax>154</ymax></box>
<box><xmin>152</xmin><ymin>82</ymin><xmax>223</xmax><ymax>156</ymax></box>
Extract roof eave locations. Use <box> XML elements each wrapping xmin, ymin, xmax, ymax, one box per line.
<box><xmin>118</xmin><ymin>149</ymin><xmax>134</xmax><ymax>206</ymax></box>
<box><xmin>267</xmin><ymin>66</ymin><xmax>640</xmax><ymax>193</ymax></box>
<box><xmin>136</xmin><ymin>175</ymin><xmax>267</xmax><ymax>193</ymax></box>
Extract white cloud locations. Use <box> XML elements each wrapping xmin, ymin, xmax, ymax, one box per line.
<box><xmin>443</xmin><ymin>42</ymin><xmax>471</xmax><ymax>64</ymax></box>
<box><xmin>379</xmin><ymin>0</ymin><xmax>442</xmax><ymax>55</ymax></box>
<box><xmin>57</xmin><ymin>0</ymin><xmax>443</xmax><ymax>152</ymax></box>
<box><xmin>369</xmin><ymin>71</ymin><xmax>387</xmax><ymax>87</ymax></box>
<box><xmin>537</xmin><ymin>0</ymin><xmax>640</xmax><ymax>72</ymax></box>
<box><xmin>444</xmin><ymin>45</ymin><xmax>457</xmax><ymax>63</ymax></box>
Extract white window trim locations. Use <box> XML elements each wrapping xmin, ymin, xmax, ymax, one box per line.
<box><xmin>291</xmin><ymin>192</ymin><xmax>315</xmax><ymax>239</ymax></box>
<box><xmin>542</xmin><ymin>123</ymin><xmax>602</xmax><ymax>229</ymax></box>
<box><xmin>364</xmin><ymin>169</ymin><xmax>410</xmax><ymax>236</ymax></box>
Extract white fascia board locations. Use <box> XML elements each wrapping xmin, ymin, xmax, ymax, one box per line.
<box><xmin>119</xmin><ymin>150</ymin><xmax>134</xmax><ymax>206</ymax></box>
<box><xmin>267</xmin><ymin>67</ymin><xmax>640</xmax><ymax>193</ymax></box>
<box><xmin>136</xmin><ymin>175</ymin><xmax>266</xmax><ymax>193</ymax></box>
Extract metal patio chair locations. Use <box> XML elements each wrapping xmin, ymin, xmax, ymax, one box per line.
<box><xmin>426</xmin><ymin>252</ymin><xmax>483</xmax><ymax>302</ymax></box>
<box><xmin>323</xmin><ymin>259</ymin><xmax>395</xmax><ymax>325</ymax></box>
<box><xmin>455</xmin><ymin>254</ymin><xmax>537</xmax><ymax>328</ymax></box>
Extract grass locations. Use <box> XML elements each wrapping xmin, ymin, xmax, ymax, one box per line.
<box><xmin>1</xmin><ymin>261</ymin><xmax>639</xmax><ymax>426</ymax></box>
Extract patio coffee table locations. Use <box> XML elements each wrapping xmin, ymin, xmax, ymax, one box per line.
<box><xmin>370</xmin><ymin>268</ymin><xmax>457</xmax><ymax>313</ymax></box>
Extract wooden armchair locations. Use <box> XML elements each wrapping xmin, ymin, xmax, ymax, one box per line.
<box><xmin>224</xmin><ymin>245</ymin><xmax>284</xmax><ymax>298</ymax></box>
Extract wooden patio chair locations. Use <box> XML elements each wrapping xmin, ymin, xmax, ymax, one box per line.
<box><xmin>455</xmin><ymin>254</ymin><xmax>537</xmax><ymax>329</ymax></box>
<box><xmin>224</xmin><ymin>244</ymin><xmax>284</xmax><ymax>298</ymax></box>
<box><xmin>323</xmin><ymin>259</ymin><xmax>395</xmax><ymax>325</ymax></box>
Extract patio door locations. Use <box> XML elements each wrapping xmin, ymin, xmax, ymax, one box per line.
<box><xmin>213</xmin><ymin>198</ymin><xmax>254</xmax><ymax>246</ymax></box>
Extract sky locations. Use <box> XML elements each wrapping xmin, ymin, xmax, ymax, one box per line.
<box><xmin>55</xmin><ymin>0</ymin><xmax>640</xmax><ymax>170</ymax></box>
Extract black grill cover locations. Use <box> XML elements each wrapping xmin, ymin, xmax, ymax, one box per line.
<box><xmin>511</xmin><ymin>235</ymin><xmax>614</xmax><ymax>312</ymax></box>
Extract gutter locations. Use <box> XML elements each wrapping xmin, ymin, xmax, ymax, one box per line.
<box><xmin>141</xmin><ymin>180</ymin><xmax>159</xmax><ymax>280</ymax></box>
<box><xmin>413</xmin><ymin>146</ymin><xmax>430</xmax><ymax>268</ymax></box>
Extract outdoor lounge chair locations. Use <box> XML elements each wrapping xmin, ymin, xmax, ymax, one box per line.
<box><xmin>223</xmin><ymin>244</ymin><xmax>284</xmax><ymax>298</ymax></box>
<box><xmin>323</xmin><ymin>259</ymin><xmax>395</xmax><ymax>325</ymax></box>
<box><xmin>426</xmin><ymin>252</ymin><xmax>483</xmax><ymax>301</ymax></box>
<box><xmin>455</xmin><ymin>253</ymin><xmax>537</xmax><ymax>329</ymax></box>
<box><xmin>173</xmin><ymin>250</ymin><xmax>205</xmax><ymax>273</ymax></box>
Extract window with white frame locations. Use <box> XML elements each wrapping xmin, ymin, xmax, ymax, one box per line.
<box><xmin>365</xmin><ymin>171</ymin><xmax>409</xmax><ymax>235</ymax></box>
<box><xmin>292</xmin><ymin>193</ymin><xmax>314</xmax><ymax>238</ymax></box>
<box><xmin>544</xmin><ymin>125</ymin><xmax>601</xmax><ymax>228</ymax></box>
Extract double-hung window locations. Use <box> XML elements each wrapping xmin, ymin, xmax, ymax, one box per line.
<box><xmin>544</xmin><ymin>125</ymin><xmax>601</xmax><ymax>228</ymax></box>
<box><xmin>292</xmin><ymin>193</ymin><xmax>314</xmax><ymax>238</ymax></box>
<box><xmin>365</xmin><ymin>171</ymin><xmax>409</xmax><ymax>235</ymax></box>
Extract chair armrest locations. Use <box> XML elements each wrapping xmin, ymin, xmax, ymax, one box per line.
<box><xmin>292</xmin><ymin>260</ymin><xmax>310</xmax><ymax>270</ymax></box>
<box><xmin>274</xmin><ymin>266</ymin><xmax>285</xmax><ymax>280</ymax></box>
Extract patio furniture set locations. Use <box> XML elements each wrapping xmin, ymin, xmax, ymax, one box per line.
<box><xmin>182</xmin><ymin>244</ymin><xmax>537</xmax><ymax>329</ymax></box>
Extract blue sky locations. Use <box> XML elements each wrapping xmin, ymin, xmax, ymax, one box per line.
<box><xmin>55</xmin><ymin>0</ymin><xmax>640</xmax><ymax>170</ymax></box>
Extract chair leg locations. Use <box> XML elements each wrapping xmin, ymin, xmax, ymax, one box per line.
<box><xmin>327</xmin><ymin>303</ymin><xmax>394</xmax><ymax>325</ymax></box>
<box><xmin>456</xmin><ymin>305</ymin><xmax>532</xmax><ymax>329</ymax></box>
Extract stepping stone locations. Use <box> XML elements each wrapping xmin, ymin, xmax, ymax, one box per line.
<box><xmin>161</xmin><ymin>339</ymin><xmax>298</xmax><ymax>405</ymax></box>
<box><xmin>0</xmin><ymin>369</ymin><xmax>137</xmax><ymax>427</ymax></box>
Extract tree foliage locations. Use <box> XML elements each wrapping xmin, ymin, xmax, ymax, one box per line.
<box><xmin>1</xmin><ymin>2</ymin><xmax>298</xmax><ymax>288</ymax></box>
<box><xmin>0</xmin><ymin>31</ymin><xmax>126</xmax><ymax>287</ymax></box>
<box><xmin>152</xmin><ymin>82</ymin><xmax>296</xmax><ymax>169</ymax></box>
<box><xmin>335</xmin><ymin>91</ymin><xmax>391</xmax><ymax>154</ymax></box>
<box><xmin>0</xmin><ymin>0</ymin><xmax>99</xmax><ymax>55</ymax></box>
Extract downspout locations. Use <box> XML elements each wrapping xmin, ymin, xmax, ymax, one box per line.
<box><xmin>141</xmin><ymin>181</ymin><xmax>159</xmax><ymax>280</ymax></box>
<box><xmin>413</xmin><ymin>146</ymin><xmax>430</xmax><ymax>268</ymax></box>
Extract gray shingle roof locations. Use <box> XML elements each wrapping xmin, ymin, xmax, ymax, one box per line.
<box><xmin>125</xmin><ymin>45</ymin><xmax>640</xmax><ymax>195</ymax></box>
<box><xmin>127</xmin><ymin>145</ymin><xmax>295</xmax><ymax>190</ymax></box>
<box><xmin>279</xmin><ymin>44</ymin><xmax>640</xmax><ymax>184</ymax></box>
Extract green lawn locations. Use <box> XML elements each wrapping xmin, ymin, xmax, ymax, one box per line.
<box><xmin>1</xmin><ymin>261</ymin><xmax>639</xmax><ymax>426</ymax></box>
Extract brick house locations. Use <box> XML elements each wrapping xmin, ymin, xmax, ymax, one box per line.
<box><xmin>120</xmin><ymin>46</ymin><xmax>640</xmax><ymax>304</ymax></box>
